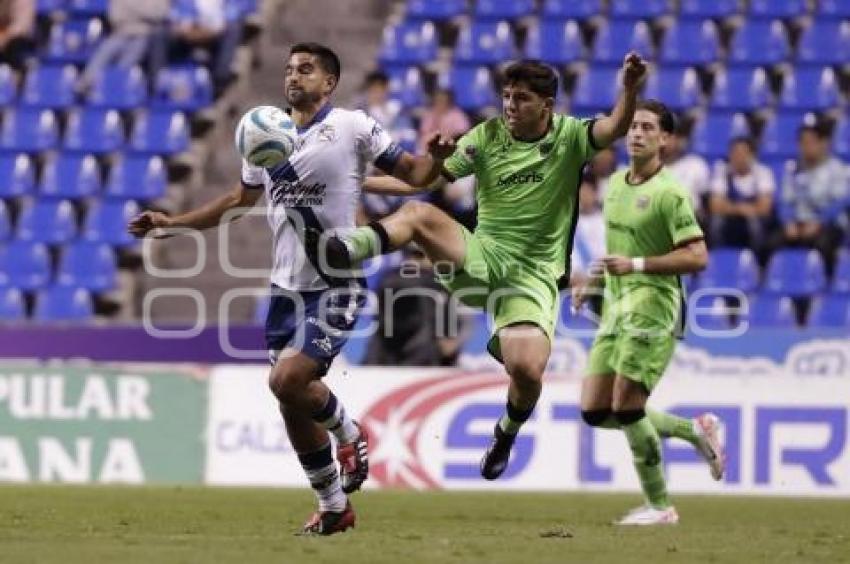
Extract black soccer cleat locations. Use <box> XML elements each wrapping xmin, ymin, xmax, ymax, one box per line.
<box><xmin>480</xmin><ymin>424</ymin><xmax>516</xmax><ymax>480</ymax></box>
<box><xmin>298</xmin><ymin>501</ymin><xmax>356</xmax><ymax>536</ymax></box>
<box><xmin>303</xmin><ymin>227</ymin><xmax>352</xmax><ymax>271</ymax></box>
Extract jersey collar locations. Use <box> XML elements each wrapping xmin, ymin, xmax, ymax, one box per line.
<box><xmin>296</xmin><ymin>103</ymin><xmax>333</xmax><ymax>134</ymax></box>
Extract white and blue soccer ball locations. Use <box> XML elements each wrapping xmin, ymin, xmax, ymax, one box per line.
<box><xmin>234</xmin><ymin>105</ymin><xmax>297</xmax><ymax>168</ymax></box>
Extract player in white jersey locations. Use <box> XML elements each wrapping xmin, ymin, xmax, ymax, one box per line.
<box><xmin>128</xmin><ymin>42</ymin><xmax>455</xmax><ymax>535</ymax></box>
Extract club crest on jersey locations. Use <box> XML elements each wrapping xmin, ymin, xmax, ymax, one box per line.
<box><xmin>636</xmin><ymin>195</ymin><xmax>651</xmax><ymax>209</ymax></box>
<box><xmin>464</xmin><ymin>145</ymin><xmax>477</xmax><ymax>159</ymax></box>
<box><xmin>317</xmin><ymin>124</ymin><xmax>337</xmax><ymax>143</ymax></box>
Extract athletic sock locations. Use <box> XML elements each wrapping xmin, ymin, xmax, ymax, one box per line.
<box><xmin>298</xmin><ymin>442</ymin><xmax>347</xmax><ymax>512</ymax></box>
<box><xmin>618</xmin><ymin>412</ymin><xmax>670</xmax><ymax>509</ymax></box>
<box><xmin>498</xmin><ymin>400</ymin><xmax>535</xmax><ymax>435</ymax></box>
<box><xmin>312</xmin><ymin>390</ymin><xmax>359</xmax><ymax>445</ymax></box>
<box><xmin>647</xmin><ymin>409</ymin><xmax>700</xmax><ymax>447</ymax></box>
<box><xmin>343</xmin><ymin>226</ymin><xmax>382</xmax><ymax>262</ymax></box>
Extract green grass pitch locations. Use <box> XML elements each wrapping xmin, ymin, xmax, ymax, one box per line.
<box><xmin>1</xmin><ymin>486</ymin><xmax>848</xmax><ymax>563</ymax></box>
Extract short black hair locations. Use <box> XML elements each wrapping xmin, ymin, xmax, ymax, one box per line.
<box><xmin>729</xmin><ymin>135</ymin><xmax>756</xmax><ymax>152</ymax></box>
<box><xmin>290</xmin><ymin>42</ymin><xmax>341</xmax><ymax>82</ymax></box>
<box><xmin>635</xmin><ymin>99</ymin><xmax>676</xmax><ymax>133</ymax></box>
<box><xmin>797</xmin><ymin>121</ymin><xmax>831</xmax><ymax>141</ymax></box>
<box><xmin>364</xmin><ymin>70</ymin><xmax>389</xmax><ymax>87</ymax></box>
<box><xmin>502</xmin><ymin>60</ymin><xmax>558</xmax><ymax>99</ymax></box>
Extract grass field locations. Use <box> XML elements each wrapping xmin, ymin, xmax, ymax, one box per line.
<box><xmin>1</xmin><ymin>486</ymin><xmax>848</xmax><ymax>564</ymax></box>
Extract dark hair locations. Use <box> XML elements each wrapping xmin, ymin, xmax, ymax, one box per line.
<box><xmin>502</xmin><ymin>60</ymin><xmax>558</xmax><ymax>99</ymax></box>
<box><xmin>635</xmin><ymin>99</ymin><xmax>676</xmax><ymax>133</ymax></box>
<box><xmin>290</xmin><ymin>42</ymin><xmax>341</xmax><ymax>82</ymax></box>
<box><xmin>729</xmin><ymin>135</ymin><xmax>756</xmax><ymax>152</ymax></box>
<box><xmin>433</xmin><ymin>88</ymin><xmax>455</xmax><ymax>104</ymax></box>
<box><xmin>364</xmin><ymin>70</ymin><xmax>389</xmax><ymax>87</ymax></box>
<box><xmin>797</xmin><ymin>121</ymin><xmax>831</xmax><ymax>141</ymax></box>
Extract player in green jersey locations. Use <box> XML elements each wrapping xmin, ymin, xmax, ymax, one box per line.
<box><xmin>573</xmin><ymin>100</ymin><xmax>726</xmax><ymax>526</ymax></box>
<box><xmin>315</xmin><ymin>54</ymin><xmax>648</xmax><ymax>480</ymax></box>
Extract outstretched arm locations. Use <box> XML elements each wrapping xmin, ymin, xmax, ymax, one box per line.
<box><xmin>390</xmin><ymin>133</ymin><xmax>457</xmax><ymax>188</ymax></box>
<box><xmin>601</xmin><ymin>239</ymin><xmax>708</xmax><ymax>276</ymax></box>
<box><xmin>590</xmin><ymin>52</ymin><xmax>647</xmax><ymax>149</ymax></box>
<box><xmin>363</xmin><ymin>175</ymin><xmax>438</xmax><ymax>196</ymax></box>
<box><xmin>128</xmin><ymin>183</ymin><xmax>263</xmax><ymax>238</ymax></box>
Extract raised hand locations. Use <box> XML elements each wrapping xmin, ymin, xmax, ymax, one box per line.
<box><xmin>622</xmin><ymin>51</ymin><xmax>648</xmax><ymax>92</ymax></box>
<box><xmin>127</xmin><ymin>210</ymin><xmax>175</xmax><ymax>239</ymax></box>
<box><xmin>425</xmin><ymin>132</ymin><xmax>457</xmax><ymax>161</ymax></box>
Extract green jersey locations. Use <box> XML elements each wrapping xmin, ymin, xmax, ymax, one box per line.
<box><xmin>443</xmin><ymin>114</ymin><xmax>598</xmax><ymax>279</ymax></box>
<box><xmin>601</xmin><ymin>167</ymin><xmax>704</xmax><ymax>333</ymax></box>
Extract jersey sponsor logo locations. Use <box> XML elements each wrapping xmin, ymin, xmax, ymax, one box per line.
<box><xmin>317</xmin><ymin>124</ymin><xmax>337</xmax><ymax>143</ymax></box>
<box><xmin>270</xmin><ymin>179</ymin><xmax>328</xmax><ymax>207</ymax></box>
<box><xmin>606</xmin><ymin>220</ymin><xmax>636</xmax><ymax>236</ymax></box>
<box><xmin>495</xmin><ymin>171</ymin><xmax>543</xmax><ymax>187</ymax></box>
<box><xmin>675</xmin><ymin>214</ymin><xmax>696</xmax><ymax>230</ymax></box>
<box><xmin>636</xmin><ymin>195</ymin><xmax>651</xmax><ymax>209</ymax></box>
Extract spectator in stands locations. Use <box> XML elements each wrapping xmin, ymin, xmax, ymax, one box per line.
<box><xmin>417</xmin><ymin>88</ymin><xmax>470</xmax><ymax>153</ymax></box>
<box><xmin>589</xmin><ymin>146</ymin><xmax>618</xmax><ymax>198</ymax></box>
<box><xmin>78</xmin><ymin>0</ymin><xmax>170</xmax><ymax>93</ymax></box>
<box><xmin>165</xmin><ymin>0</ymin><xmax>241</xmax><ymax>94</ymax></box>
<box><xmin>709</xmin><ymin>136</ymin><xmax>776</xmax><ymax>248</ymax></box>
<box><xmin>363</xmin><ymin>245</ymin><xmax>470</xmax><ymax>366</ymax></box>
<box><xmin>768</xmin><ymin>123</ymin><xmax>849</xmax><ymax>275</ymax></box>
<box><xmin>0</xmin><ymin>0</ymin><xmax>35</xmax><ymax>71</ymax></box>
<box><xmin>664</xmin><ymin>124</ymin><xmax>710</xmax><ymax>225</ymax></box>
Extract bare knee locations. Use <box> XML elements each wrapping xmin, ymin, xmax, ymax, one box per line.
<box><xmin>611</xmin><ymin>376</ymin><xmax>648</xmax><ymax>414</ymax></box>
<box><xmin>505</xmin><ymin>357</ymin><xmax>546</xmax><ymax>392</ymax></box>
<box><xmin>268</xmin><ymin>366</ymin><xmax>312</xmax><ymax>407</ymax></box>
<box><xmin>399</xmin><ymin>200</ymin><xmax>439</xmax><ymax>233</ymax></box>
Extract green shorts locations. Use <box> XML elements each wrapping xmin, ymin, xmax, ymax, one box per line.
<box><xmin>440</xmin><ymin>226</ymin><xmax>559</xmax><ymax>361</ymax></box>
<box><xmin>585</xmin><ymin>313</ymin><xmax>676</xmax><ymax>392</ymax></box>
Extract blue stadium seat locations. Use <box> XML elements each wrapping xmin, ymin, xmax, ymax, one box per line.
<box><xmin>818</xmin><ymin>0</ymin><xmax>850</xmax><ymax>17</ymax></box>
<box><xmin>57</xmin><ymin>241</ymin><xmax>117</xmax><ymax>292</ymax></box>
<box><xmin>63</xmin><ymin>108</ymin><xmax>124</xmax><ymax>154</ymax></box>
<box><xmin>68</xmin><ymin>0</ymin><xmax>107</xmax><ymax>17</ymax></box>
<box><xmin>20</xmin><ymin>64</ymin><xmax>78</xmax><ymax>109</ymax></box>
<box><xmin>764</xmin><ymin>248</ymin><xmax>827</xmax><ymax>297</ymax></box>
<box><xmin>780</xmin><ymin>67</ymin><xmax>841</xmax><ymax>111</ymax></box>
<box><xmin>152</xmin><ymin>65</ymin><xmax>214</xmax><ymax>112</ymax></box>
<box><xmin>808</xmin><ymin>293</ymin><xmax>850</xmax><ymax>328</ymax></box>
<box><xmin>797</xmin><ymin>21</ymin><xmax>850</xmax><ymax>65</ymax></box>
<box><xmin>746</xmin><ymin>294</ymin><xmax>797</xmax><ymax>329</ymax></box>
<box><xmin>39</xmin><ymin>153</ymin><xmax>102</xmax><ymax>200</ymax></box>
<box><xmin>659</xmin><ymin>20</ymin><xmax>720</xmax><ymax>66</ymax></box>
<box><xmin>378</xmin><ymin>22</ymin><xmax>438</xmax><ymax>66</ymax></box>
<box><xmin>688</xmin><ymin>294</ymin><xmax>732</xmax><ymax>331</ymax></box>
<box><xmin>0</xmin><ymin>287</ymin><xmax>25</xmax><ymax>322</ymax></box>
<box><xmin>760</xmin><ymin>113</ymin><xmax>807</xmax><ymax>160</ymax></box>
<box><xmin>453</xmin><ymin>21</ymin><xmax>516</xmax><ymax>65</ymax></box>
<box><xmin>541</xmin><ymin>0</ymin><xmax>601</xmax><ymax>20</ymax></box>
<box><xmin>0</xmin><ymin>154</ymin><xmax>36</xmax><ymax>198</ymax></box>
<box><xmin>16</xmin><ymin>199</ymin><xmax>77</xmax><ymax>244</ymax></box>
<box><xmin>405</xmin><ymin>0</ymin><xmax>466</xmax><ymax>21</ymax></box>
<box><xmin>0</xmin><ymin>63</ymin><xmax>16</xmax><ymax>105</ymax></box>
<box><xmin>729</xmin><ymin>20</ymin><xmax>791</xmax><ymax>66</ymax></box>
<box><xmin>225</xmin><ymin>0</ymin><xmax>258</xmax><ymax>21</ymax></box>
<box><xmin>748</xmin><ymin>0</ymin><xmax>807</xmax><ymax>19</ymax></box>
<box><xmin>444</xmin><ymin>66</ymin><xmax>498</xmax><ymax>111</ymax></box>
<box><xmin>571</xmin><ymin>67</ymin><xmax>619</xmax><ymax>114</ymax></box>
<box><xmin>524</xmin><ymin>20</ymin><xmax>585</xmax><ymax>65</ymax></box>
<box><xmin>0</xmin><ymin>200</ymin><xmax>10</xmax><ymax>241</ymax></box>
<box><xmin>831</xmin><ymin>249</ymin><xmax>850</xmax><ymax>293</ymax></box>
<box><xmin>697</xmin><ymin>248</ymin><xmax>760</xmax><ymax>293</ymax></box>
<box><xmin>37</xmin><ymin>0</ymin><xmax>67</xmax><ymax>16</ymax></box>
<box><xmin>690</xmin><ymin>113</ymin><xmax>750</xmax><ymax>160</ymax></box>
<box><xmin>129</xmin><ymin>110</ymin><xmax>190</xmax><ymax>155</ymax></box>
<box><xmin>643</xmin><ymin>67</ymin><xmax>701</xmax><ymax>111</ymax></box>
<box><xmin>557</xmin><ymin>295</ymin><xmax>597</xmax><ymax>332</ymax></box>
<box><xmin>833</xmin><ymin>114</ymin><xmax>849</xmax><ymax>160</ymax></box>
<box><xmin>679</xmin><ymin>0</ymin><xmax>739</xmax><ymax>19</ymax></box>
<box><xmin>592</xmin><ymin>19</ymin><xmax>653</xmax><ymax>64</ymax></box>
<box><xmin>86</xmin><ymin>66</ymin><xmax>148</xmax><ymax>110</ymax></box>
<box><xmin>385</xmin><ymin>66</ymin><xmax>425</xmax><ymax>109</ymax></box>
<box><xmin>0</xmin><ymin>241</ymin><xmax>51</xmax><ymax>290</ymax></box>
<box><xmin>44</xmin><ymin>18</ymin><xmax>104</xmax><ymax>64</ymax></box>
<box><xmin>0</xmin><ymin>108</ymin><xmax>59</xmax><ymax>153</ymax></box>
<box><xmin>83</xmin><ymin>199</ymin><xmax>140</xmax><ymax>247</ymax></box>
<box><xmin>474</xmin><ymin>0</ymin><xmax>535</xmax><ymax>21</ymax></box>
<box><xmin>709</xmin><ymin>67</ymin><xmax>771</xmax><ymax>112</ymax></box>
<box><xmin>609</xmin><ymin>0</ymin><xmax>669</xmax><ymax>19</ymax></box>
<box><xmin>34</xmin><ymin>286</ymin><xmax>94</xmax><ymax>323</ymax></box>
<box><xmin>105</xmin><ymin>155</ymin><xmax>167</xmax><ymax>201</ymax></box>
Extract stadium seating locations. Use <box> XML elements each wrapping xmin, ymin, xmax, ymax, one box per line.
<box><xmin>378</xmin><ymin>22</ymin><xmax>438</xmax><ymax>66</ymax></box>
<box><xmin>0</xmin><ymin>287</ymin><xmax>25</xmax><ymax>321</ymax></box>
<box><xmin>609</xmin><ymin>0</ymin><xmax>669</xmax><ymax>19</ymax></box>
<box><xmin>592</xmin><ymin>20</ymin><xmax>653</xmax><ymax>64</ymax></box>
<box><xmin>86</xmin><ymin>66</ymin><xmax>149</xmax><ymax>110</ymax></box>
<box><xmin>152</xmin><ymin>66</ymin><xmax>214</xmax><ymax>112</ymax></box>
<box><xmin>474</xmin><ymin>0</ymin><xmax>535</xmax><ymax>21</ymax></box>
<box><xmin>82</xmin><ymin>200</ymin><xmax>140</xmax><ymax>247</ymax></box>
<box><xmin>709</xmin><ymin>67</ymin><xmax>771</xmax><ymax>112</ymax></box>
<box><xmin>678</xmin><ymin>0</ymin><xmax>739</xmax><ymax>19</ymax></box>
<box><xmin>385</xmin><ymin>66</ymin><xmax>426</xmax><ymax>109</ymax></box>
<box><xmin>63</xmin><ymin>108</ymin><xmax>125</xmax><ymax>154</ymax></box>
<box><xmin>443</xmin><ymin>66</ymin><xmax>498</xmax><ymax>111</ymax></box>
<box><xmin>16</xmin><ymin>199</ymin><xmax>78</xmax><ymax>244</ymax></box>
<box><xmin>779</xmin><ymin>67</ymin><xmax>841</xmax><ymax>112</ymax></box>
<box><xmin>763</xmin><ymin>249</ymin><xmax>827</xmax><ymax>297</ymax></box>
<box><xmin>760</xmin><ymin>113</ymin><xmax>807</xmax><ymax>160</ymax></box>
<box><xmin>129</xmin><ymin>110</ymin><xmax>190</xmax><ymax>155</ymax></box>
<box><xmin>541</xmin><ymin>0</ymin><xmax>602</xmax><ymax>20</ymax></box>
<box><xmin>831</xmin><ymin>250</ymin><xmax>850</xmax><ymax>294</ymax></box>
<box><xmin>68</xmin><ymin>0</ymin><xmax>108</xmax><ymax>18</ymax></box>
<box><xmin>643</xmin><ymin>67</ymin><xmax>701</xmax><ymax>111</ymax></box>
<box><xmin>807</xmin><ymin>293</ymin><xmax>850</xmax><ymax>328</ymax></box>
<box><xmin>748</xmin><ymin>0</ymin><xmax>807</xmax><ymax>19</ymax></box>
<box><xmin>571</xmin><ymin>66</ymin><xmax>620</xmax><ymax>114</ymax></box>
<box><xmin>0</xmin><ymin>200</ymin><xmax>10</xmax><ymax>241</ymax></box>
<box><xmin>659</xmin><ymin>20</ymin><xmax>721</xmax><ymax>66</ymax></box>
<box><xmin>104</xmin><ymin>155</ymin><xmax>167</xmax><ymax>202</ymax></box>
<box><xmin>56</xmin><ymin>241</ymin><xmax>117</xmax><ymax>292</ymax></box>
<box><xmin>833</xmin><ymin>114</ymin><xmax>849</xmax><ymax>160</ymax></box>
<box><xmin>696</xmin><ymin>248</ymin><xmax>760</xmax><ymax>294</ymax></box>
<box><xmin>689</xmin><ymin>294</ymin><xmax>732</xmax><ymax>331</ymax></box>
<box><xmin>729</xmin><ymin>20</ymin><xmax>791</xmax><ymax>66</ymax></box>
<box><xmin>34</xmin><ymin>286</ymin><xmax>94</xmax><ymax>322</ymax></box>
<box><xmin>453</xmin><ymin>21</ymin><xmax>516</xmax><ymax>65</ymax></box>
<box><xmin>0</xmin><ymin>241</ymin><xmax>51</xmax><ymax>290</ymax></box>
<box><xmin>0</xmin><ymin>154</ymin><xmax>36</xmax><ymax>198</ymax></box>
<box><xmin>38</xmin><ymin>153</ymin><xmax>102</xmax><ymax>200</ymax></box>
<box><xmin>0</xmin><ymin>108</ymin><xmax>60</xmax><ymax>153</ymax></box>
<box><xmin>404</xmin><ymin>0</ymin><xmax>466</xmax><ymax>21</ymax></box>
<box><xmin>0</xmin><ymin>63</ymin><xmax>16</xmax><ymax>105</ymax></box>
<box><xmin>797</xmin><ymin>21</ymin><xmax>850</xmax><ymax>65</ymax></box>
<box><xmin>818</xmin><ymin>0</ymin><xmax>850</xmax><ymax>17</ymax></box>
<box><xmin>44</xmin><ymin>18</ymin><xmax>104</xmax><ymax>64</ymax></box>
<box><xmin>746</xmin><ymin>294</ymin><xmax>797</xmax><ymax>329</ymax></box>
<box><xmin>690</xmin><ymin>113</ymin><xmax>750</xmax><ymax>160</ymax></box>
<box><xmin>524</xmin><ymin>20</ymin><xmax>585</xmax><ymax>65</ymax></box>
<box><xmin>20</xmin><ymin>64</ymin><xmax>78</xmax><ymax>110</ymax></box>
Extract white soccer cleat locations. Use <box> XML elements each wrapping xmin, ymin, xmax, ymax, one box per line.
<box><xmin>694</xmin><ymin>413</ymin><xmax>726</xmax><ymax>481</ymax></box>
<box><xmin>615</xmin><ymin>505</ymin><xmax>679</xmax><ymax>526</ymax></box>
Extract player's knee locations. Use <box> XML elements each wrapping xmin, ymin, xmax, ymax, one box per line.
<box><xmin>581</xmin><ymin>408</ymin><xmax>613</xmax><ymax>427</ymax></box>
<box><xmin>612</xmin><ymin>408</ymin><xmax>646</xmax><ymax>426</ymax></box>
<box><xmin>401</xmin><ymin>200</ymin><xmax>438</xmax><ymax>230</ymax></box>
<box><xmin>268</xmin><ymin>367</ymin><xmax>309</xmax><ymax>405</ymax></box>
<box><xmin>506</xmin><ymin>358</ymin><xmax>545</xmax><ymax>390</ymax></box>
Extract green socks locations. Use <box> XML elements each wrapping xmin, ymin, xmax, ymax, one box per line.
<box><xmin>621</xmin><ymin>414</ymin><xmax>670</xmax><ymax>509</ymax></box>
<box><xmin>344</xmin><ymin>226</ymin><xmax>381</xmax><ymax>262</ymax></box>
<box><xmin>647</xmin><ymin>410</ymin><xmax>700</xmax><ymax>447</ymax></box>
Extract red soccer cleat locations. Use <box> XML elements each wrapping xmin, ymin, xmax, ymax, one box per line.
<box><xmin>300</xmin><ymin>501</ymin><xmax>356</xmax><ymax>536</ymax></box>
<box><xmin>337</xmin><ymin>422</ymin><xmax>369</xmax><ymax>494</ymax></box>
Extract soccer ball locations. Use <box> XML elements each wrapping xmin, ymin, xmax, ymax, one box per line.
<box><xmin>235</xmin><ymin>105</ymin><xmax>297</xmax><ymax>168</ymax></box>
